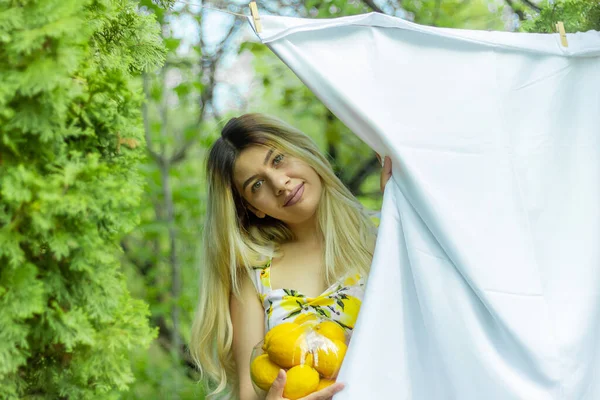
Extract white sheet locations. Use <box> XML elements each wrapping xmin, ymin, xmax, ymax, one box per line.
<box><xmin>248</xmin><ymin>13</ymin><xmax>600</xmax><ymax>399</ymax></box>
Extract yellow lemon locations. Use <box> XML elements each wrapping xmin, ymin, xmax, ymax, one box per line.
<box><xmin>262</xmin><ymin>322</ymin><xmax>300</xmax><ymax>351</ymax></box>
<box><xmin>316</xmin><ymin>378</ymin><xmax>336</xmax><ymax>391</ymax></box>
<box><xmin>283</xmin><ymin>365</ymin><xmax>320</xmax><ymax>400</ymax></box>
<box><xmin>313</xmin><ymin>339</ymin><xmax>347</xmax><ymax>379</ymax></box>
<box><xmin>303</xmin><ymin>351</ymin><xmax>314</xmax><ymax>368</ymax></box>
<box><xmin>250</xmin><ymin>354</ymin><xmax>280</xmax><ymax>392</ymax></box>
<box><xmin>266</xmin><ymin>326</ymin><xmax>309</xmax><ymax>368</ymax></box>
<box><xmin>314</xmin><ymin>321</ymin><xmax>346</xmax><ymax>343</ymax></box>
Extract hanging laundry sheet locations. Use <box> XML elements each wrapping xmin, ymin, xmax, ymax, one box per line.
<box><xmin>247</xmin><ymin>12</ymin><xmax>600</xmax><ymax>399</ymax></box>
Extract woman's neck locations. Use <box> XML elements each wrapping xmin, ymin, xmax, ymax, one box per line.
<box><xmin>287</xmin><ymin>215</ymin><xmax>321</xmax><ymax>246</ymax></box>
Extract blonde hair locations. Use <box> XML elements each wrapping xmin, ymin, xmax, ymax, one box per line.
<box><xmin>189</xmin><ymin>113</ymin><xmax>377</xmax><ymax>398</ymax></box>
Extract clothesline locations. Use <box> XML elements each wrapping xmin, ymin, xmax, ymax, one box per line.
<box><xmin>173</xmin><ymin>0</ymin><xmax>248</xmax><ymax>17</ymax></box>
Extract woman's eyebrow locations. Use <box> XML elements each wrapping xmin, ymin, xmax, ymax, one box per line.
<box><xmin>242</xmin><ymin>148</ymin><xmax>274</xmax><ymax>191</ymax></box>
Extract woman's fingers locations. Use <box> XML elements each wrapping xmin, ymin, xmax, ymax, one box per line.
<box><xmin>265</xmin><ymin>370</ymin><xmax>287</xmax><ymax>400</ymax></box>
<box><xmin>380</xmin><ymin>155</ymin><xmax>392</xmax><ymax>193</ymax></box>
<box><xmin>301</xmin><ymin>382</ymin><xmax>345</xmax><ymax>400</ymax></box>
<box><xmin>266</xmin><ymin>371</ymin><xmax>344</xmax><ymax>400</ymax></box>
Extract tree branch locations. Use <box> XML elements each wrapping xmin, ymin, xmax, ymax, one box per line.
<box><xmin>362</xmin><ymin>0</ymin><xmax>384</xmax><ymax>13</ymax></box>
<box><xmin>153</xmin><ymin>315</ymin><xmax>199</xmax><ymax>379</ymax></box>
<box><xmin>433</xmin><ymin>0</ymin><xmax>442</xmax><ymax>25</ymax></box>
<box><xmin>505</xmin><ymin>0</ymin><xmax>526</xmax><ymax>21</ymax></box>
<box><xmin>197</xmin><ymin>13</ymin><xmax>241</xmax><ymax>117</ymax></box>
<box><xmin>142</xmin><ymin>73</ymin><xmax>162</xmax><ymax>164</ymax></box>
<box><xmin>521</xmin><ymin>0</ymin><xmax>541</xmax><ymax>13</ymax></box>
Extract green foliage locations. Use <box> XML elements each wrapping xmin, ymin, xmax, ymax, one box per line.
<box><xmin>0</xmin><ymin>0</ymin><xmax>165</xmax><ymax>398</ymax></box>
<box><xmin>522</xmin><ymin>0</ymin><xmax>600</xmax><ymax>33</ymax></box>
<box><xmin>402</xmin><ymin>0</ymin><xmax>505</xmax><ymax>29</ymax></box>
<box><xmin>120</xmin><ymin>143</ymin><xmax>207</xmax><ymax>399</ymax></box>
<box><xmin>117</xmin><ymin>2</ymin><xmax>210</xmax><ymax>397</ymax></box>
<box><xmin>123</xmin><ymin>342</ymin><xmax>205</xmax><ymax>399</ymax></box>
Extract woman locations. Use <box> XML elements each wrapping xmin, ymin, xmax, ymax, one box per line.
<box><xmin>190</xmin><ymin>113</ymin><xmax>392</xmax><ymax>399</ymax></box>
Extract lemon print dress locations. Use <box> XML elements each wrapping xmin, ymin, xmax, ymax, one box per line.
<box><xmin>249</xmin><ymin>257</ymin><xmax>366</xmax><ymax>337</ymax></box>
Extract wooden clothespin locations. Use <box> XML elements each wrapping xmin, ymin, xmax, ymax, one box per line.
<box><xmin>556</xmin><ymin>21</ymin><xmax>568</xmax><ymax>48</ymax></box>
<box><xmin>249</xmin><ymin>2</ymin><xmax>262</xmax><ymax>33</ymax></box>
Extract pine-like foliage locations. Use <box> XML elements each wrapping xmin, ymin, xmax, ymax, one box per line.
<box><xmin>522</xmin><ymin>0</ymin><xmax>600</xmax><ymax>32</ymax></box>
<box><xmin>0</xmin><ymin>0</ymin><xmax>165</xmax><ymax>398</ymax></box>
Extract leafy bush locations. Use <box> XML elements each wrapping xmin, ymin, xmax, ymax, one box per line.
<box><xmin>0</xmin><ymin>0</ymin><xmax>165</xmax><ymax>398</ymax></box>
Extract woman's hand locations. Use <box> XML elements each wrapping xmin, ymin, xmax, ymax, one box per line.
<box><xmin>266</xmin><ymin>369</ymin><xmax>345</xmax><ymax>400</ymax></box>
<box><xmin>376</xmin><ymin>154</ymin><xmax>392</xmax><ymax>193</ymax></box>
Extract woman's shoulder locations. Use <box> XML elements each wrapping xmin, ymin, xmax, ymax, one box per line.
<box><xmin>246</xmin><ymin>256</ymin><xmax>272</xmax><ymax>297</ymax></box>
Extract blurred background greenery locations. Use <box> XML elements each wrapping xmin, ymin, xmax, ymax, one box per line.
<box><xmin>120</xmin><ymin>0</ymin><xmax>598</xmax><ymax>398</ymax></box>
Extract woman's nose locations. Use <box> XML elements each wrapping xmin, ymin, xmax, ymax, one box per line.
<box><xmin>272</xmin><ymin>172</ymin><xmax>291</xmax><ymax>195</ymax></box>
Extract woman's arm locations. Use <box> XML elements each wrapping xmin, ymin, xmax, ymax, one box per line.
<box><xmin>231</xmin><ymin>272</ymin><xmax>266</xmax><ymax>400</ymax></box>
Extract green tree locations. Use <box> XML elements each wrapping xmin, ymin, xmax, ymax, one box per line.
<box><xmin>118</xmin><ymin>1</ymin><xmax>235</xmax><ymax>397</ymax></box>
<box><xmin>0</xmin><ymin>0</ymin><xmax>164</xmax><ymax>398</ymax></box>
<box><xmin>521</xmin><ymin>0</ymin><xmax>600</xmax><ymax>32</ymax></box>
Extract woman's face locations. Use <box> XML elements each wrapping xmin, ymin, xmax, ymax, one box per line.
<box><xmin>233</xmin><ymin>144</ymin><xmax>323</xmax><ymax>225</ymax></box>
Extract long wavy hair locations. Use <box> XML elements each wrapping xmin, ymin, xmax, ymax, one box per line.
<box><xmin>189</xmin><ymin>113</ymin><xmax>377</xmax><ymax>398</ymax></box>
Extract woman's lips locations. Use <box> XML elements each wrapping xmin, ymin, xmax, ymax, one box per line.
<box><xmin>284</xmin><ymin>183</ymin><xmax>304</xmax><ymax>207</ymax></box>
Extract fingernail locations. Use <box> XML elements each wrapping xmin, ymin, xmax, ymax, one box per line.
<box><xmin>277</xmin><ymin>369</ymin><xmax>285</xmax><ymax>380</ymax></box>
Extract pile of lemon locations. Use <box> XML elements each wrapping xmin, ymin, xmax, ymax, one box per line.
<box><xmin>250</xmin><ymin>319</ymin><xmax>348</xmax><ymax>400</ymax></box>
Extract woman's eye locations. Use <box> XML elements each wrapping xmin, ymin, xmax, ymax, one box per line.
<box><xmin>251</xmin><ymin>180</ymin><xmax>263</xmax><ymax>192</ymax></box>
<box><xmin>251</xmin><ymin>155</ymin><xmax>283</xmax><ymax>193</ymax></box>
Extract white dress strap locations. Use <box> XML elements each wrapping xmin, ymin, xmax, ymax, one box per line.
<box><xmin>247</xmin><ymin>257</ymin><xmax>272</xmax><ymax>300</ymax></box>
